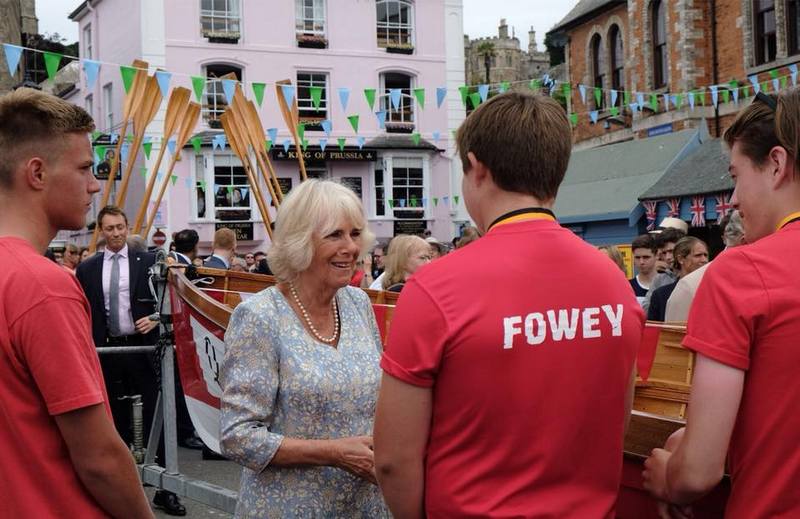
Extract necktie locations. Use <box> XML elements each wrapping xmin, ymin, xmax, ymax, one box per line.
<box><xmin>108</xmin><ymin>253</ymin><xmax>121</xmax><ymax>336</ymax></box>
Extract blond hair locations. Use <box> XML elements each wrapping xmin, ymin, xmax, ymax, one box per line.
<box><xmin>268</xmin><ymin>179</ymin><xmax>375</xmax><ymax>282</ymax></box>
<box><xmin>0</xmin><ymin>88</ymin><xmax>94</xmax><ymax>189</ymax></box>
<box><xmin>598</xmin><ymin>245</ymin><xmax>626</xmax><ymax>273</ymax></box>
<box><xmin>382</xmin><ymin>234</ymin><xmax>429</xmax><ymax>288</ymax></box>
<box><xmin>213</xmin><ymin>228</ymin><xmax>237</xmax><ymax>250</ymax></box>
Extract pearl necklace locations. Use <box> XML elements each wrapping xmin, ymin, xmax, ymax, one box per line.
<box><xmin>289</xmin><ymin>282</ymin><xmax>340</xmax><ymax>344</ymax></box>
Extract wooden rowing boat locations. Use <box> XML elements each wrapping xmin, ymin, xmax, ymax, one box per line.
<box><xmin>168</xmin><ymin>267</ymin><xmax>727</xmax><ymax>516</ymax></box>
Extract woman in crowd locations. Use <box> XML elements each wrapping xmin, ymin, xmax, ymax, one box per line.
<box><xmin>598</xmin><ymin>245</ymin><xmax>627</xmax><ymax>273</ymax></box>
<box><xmin>455</xmin><ymin>225</ymin><xmax>481</xmax><ymax>248</ymax></box>
<box><xmin>219</xmin><ymin>179</ymin><xmax>388</xmax><ymax>518</ymax></box>
<box><xmin>381</xmin><ymin>234</ymin><xmax>432</xmax><ymax>292</ymax></box>
<box><xmin>647</xmin><ymin>236</ymin><xmax>708</xmax><ymax>321</ymax></box>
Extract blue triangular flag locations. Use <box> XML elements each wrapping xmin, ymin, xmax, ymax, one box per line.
<box><xmin>688</xmin><ymin>93</ymin><xmax>696</xmax><ymax>110</ymax></box>
<box><xmin>338</xmin><ymin>87</ymin><xmax>350</xmax><ymax>111</ymax></box>
<box><xmin>671</xmin><ymin>95</ymin><xmax>679</xmax><ymax>109</ymax></box>
<box><xmin>356</xmin><ymin>136</ymin><xmax>365</xmax><ymax>149</ymax></box>
<box><xmin>579</xmin><ymin>84</ymin><xmax>587</xmax><ymax>104</ymax></box>
<box><xmin>389</xmin><ymin>88</ymin><xmax>402</xmax><ymax>110</ymax></box>
<box><xmin>281</xmin><ymin>85</ymin><xmax>295</xmax><ymax>107</ymax></box>
<box><xmin>610</xmin><ymin>89</ymin><xmax>618</xmax><ymax>107</ymax></box>
<box><xmin>283</xmin><ymin>139</ymin><xmax>291</xmax><ymax>153</ymax></box>
<box><xmin>478</xmin><ymin>84</ymin><xmax>489</xmax><ymax>102</ymax></box>
<box><xmin>222</xmin><ymin>79</ymin><xmax>236</xmax><ymax>105</ymax></box>
<box><xmin>498</xmin><ymin>82</ymin><xmax>508</xmax><ymax>93</ymax></box>
<box><xmin>790</xmin><ymin>64</ymin><xmax>798</xmax><ymax>86</ymax></box>
<box><xmin>636</xmin><ymin>93</ymin><xmax>645</xmax><ymax>108</ymax></box>
<box><xmin>321</xmin><ymin>120</ymin><xmax>332</xmax><ymax>135</ymax></box>
<box><xmin>167</xmin><ymin>138</ymin><xmax>177</xmax><ymax>155</ymax></box>
<box><xmin>710</xmin><ymin>86</ymin><xmax>719</xmax><ymax>108</ymax></box>
<box><xmin>432</xmin><ymin>131</ymin><xmax>440</xmax><ymax>142</ymax></box>
<box><xmin>155</xmin><ymin>70</ymin><xmax>171</xmax><ymax>98</ymax></box>
<box><xmin>629</xmin><ymin>103</ymin><xmax>639</xmax><ymax>113</ymax></box>
<box><xmin>733</xmin><ymin>88</ymin><xmax>740</xmax><ymax>103</ymax></box>
<box><xmin>2</xmin><ymin>44</ymin><xmax>22</xmax><ymax>75</ymax></box>
<box><xmin>110</xmin><ymin>132</ymin><xmax>119</xmax><ymax>144</ymax></box>
<box><xmin>773</xmin><ymin>78</ymin><xmax>780</xmax><ymax>92</ymax></box>
<box><xmin>267</xmin><ymin>128</ymin><xmax>278</xmax><ymax>143</ymax></box>
<box><xmin>212</xmin><ymin>134</ymin><xmax>226</xmax><ymax>151</ymax></box>
<box><xmin>589</xmin><ymin>111</ymin><xmax>599</xmax><ymax>124</ymax></box>
<box><xmin>82</xmin><ymin>59</ymin><xmax>101</xmax><ymax>88</ymax></box>
<box><xmin>184</xmin><ymin>178</ymin><xmax>193</xmax><ymax>189</ymax></box>
<box><xmin>436</xmin><ymin>86</ymin><xmax>447</xmax><ymax>108</ymax></box>
<box><xmin>375</xmin><ymin>110</ymin><xmax>386</xmax><ymax>129</ymax></box>
<box><xmin>749</xmin><ymin>75</ymin><xmax>760</xmax><ymax>94</ymax></box>
<box><xmin>442</xmin><ymin>196</ymin><xmax>449</xmax><ymax>205</ymax></box>
<box><xmin>120</xmin><ymin>142</ymin><xmax>130</xmax><ymax>164</ymax></box>
<box><xmin>663</xmin><ymin>93</ymin><xmax>670</xmax><ymax>111</ymax></box>
<box><xmin>320</xmin><ymin>138</ymin><xmax>328</xmax><ymax>151</ymax></box>
<box><xmin>421</xmin><ymin>197</ymin><xmax>427</xmax><ymax>207</ymax></box>
<box><xmin>399</xmin><ymin>198</ymin><xmax>406</xmax><ymax>208</ymax></box>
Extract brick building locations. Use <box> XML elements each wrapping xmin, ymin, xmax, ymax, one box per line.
<box><xmin>0</xmin><ymin>0</ymin><xmax>38</xmax><ymax>94</ymax></box>
<box><xmin>464</xmin><ymin>19</ymin><xmax>550</xmax><ymax>85</ymax></box>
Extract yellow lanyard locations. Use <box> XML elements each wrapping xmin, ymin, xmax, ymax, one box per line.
<box><xmin>776</xmin><ymin>211</ymin><xmax>800</xmax><ymax>231</ymax></box>
<box><xmin>487</xmin><ymin>208</ymin><xmax>556</xmax><ymax>233</ymax></box>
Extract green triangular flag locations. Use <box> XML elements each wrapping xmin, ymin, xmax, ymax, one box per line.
<box><xmin>43</xmin><ymin>52</ymin><xmax>62</xmax><ymax>82</ymax></box>
<box><xmin>761</xmin><ymin>81</ymin><xmax>769</xmax><ymax>94</ymax></box>
<box><xmin>297</xmin><ymin>123</ymin><xmax>305</xmax><ymax>141</ymax></box>
<box><xmin>458</xmin><ymin>86</ymin><xmax>469</xmax><ymax>106</ymax></box>
<box><xmin>95</xmin><ymin>145</ymin><xmax>106</xmax><ymax>161</ymax></box>
<box><xmin>696</xmin><ymin>90</ymin><xmax>705</xmax><ymax>106</ymax></box>
<box><xmin>310</xmin><ymin>86</ymin><xmax>323</xmax><ymax>110</ymax></box>
<box><xmin>623</xmin><ymin>91</ymin><xmax>631</xmax><ymax>106</ymax></box>
<box><xmin>91</xmin><ymin>130</ymin><xmax>102</xmax><ymax>141</ymax></box>
<box><xmin>722</xmin><ymin>89</ymin><xmax>730</xmax><ymax>104</ymax></box>
<box><xmin>125</xmin><ymin>135</ymin><xmax>134</xmax><ymax>143</ymax></box>
<box><xmin>364</xmin><ymin>88</ymin><xmax>376</xmax><ymax>110</ymax></box>
<box><xmin>609</xmin><ymin>106</ymin><xmax>620</xmax><ymax>117</ymax></box>
<box><xmin>413</xmin><ymin>88</ymin><xmax>425</xmax><ymax>109</ymax></box>
<box><xmin>410</xmin><ymin>197</ymin><xmax>417</xmax><ymax>207</ymax></box>
<box><xmin>743</xmin><ymin>86</ymin><xmax>751</xmax><ymax>97</ymax></box>
<box><xmin>191</xmin><ymin>136</ymin><xmax>202</xmax><ymax>153</ymax></box>
<box><xmin>453</xmin><ymin>195</ymin><xmax>460</xmax><ymax>205</ymax></box>
<box><xmin>388</xmin><ymin>199</ymin><xmax>395</xmax><ymax>208</ymax></box>
<box><xmin>265</xmin><ymin>139</ymin><xmax>272</xmax><ymax>152</ymax></box>
<box><xmin>142</xmin><ymin>141</ymin><xmax>153</xmax><ymax>159</ymax></box>
<box><xmin>530</xmin><ymin>79</ymin><xmax>542</xmax><ymax>90</ymax></box>
<box><xmin>500</xmin><ymin>81</ymin><xmax>511</xmax><ymax>92</ymax></box>
<box><xmin>469</xmin><ymin>92</ymin><xmax>481</xmax><ymax>109</ymax></box>
<box><xmin>139</xmin><ymin>167</ymin><xmax>147</xmax><ymax>179</ymax></box>
<box><xmin>252</xmin><ymin>82</ymin><xmax>266</xmax><ymax>107</ymax></box>
<box><xmin>191</xmin><ymin>76</ymin><xmax>205</xmax><ymax>102</ymax></box>
<box><xmin>562</xmin><ymin>83</ymin><xmax>571</xmax><ymax>98</ymax></box>
<box><xmin>120</xmin><ymin>65</ymin><xmax>137</xmax><ymax>94</ymax></box>
<box><xmin>337</xmin><ymin>137</ymin><xmax>346</xmax><ymax>151</ymax></box>
<box><xmin>650</xmin><ymin>94</ymin><xmax>658</xmax><ymax>112</ymax></box>
<box><xmin>781</xmin><ymin>76</ymin><xmax>788</xmax><ymax>90</ymax></box>
<box><xmin>347</xmin><ymin>115</ymin><xmax>359</xmax><ymax>133</ymax></box>
<box><xmin>411</xmin><ymin>133</ymin><xmax>421</xmax><ymax>146</ymax></box>
<box><xmin>676</xmin><ymin>93</ymin><xmax>684</xmax><ymax>109</ymax></box>
<box><xmin>433</xmin><ymin>197</ymin><xmax>439</xmax><ymax>206</ymax></box>
<box><xmin>769</xmin><ymin>69</ymin><xmax>779</xmax><ymax>79</ymax></box>
<box><xmin>171</xmin><ymin>174</ymin><xmax>178</xmax><ymax>186</ymax></box>
<box><xmin>227</xmin><ymin>186</ymin><xmax>234</xmax><ymax>196</ymax></box>
<box><xmin>198</xmin><ymin>180</ymin><xmax>207</xmax><ymax>190</ymax></box>
<box><xmin>569</xmin><ymin>113</ymin><xmax>578</xmax><ymax>126</ymax></box>
<box><xmin>593</xmin><ymin>87</ymin><xmax>602</xmax><ymax>107</ymax></box>
<box><xmin>301</xmin><ymin>138</ymin><xmax>309</xmax><ymax>151</ymax></box>
<box><xmin>729</xmin><ymin>79</ymin><xmax>739</xmax><ymax>89</ymax></box>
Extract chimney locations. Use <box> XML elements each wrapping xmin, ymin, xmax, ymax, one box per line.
<box><xmin>528</xmin><ymin>27</ymin><xmax>538</xmax><ymax>53</ymax></box>
<box><xmin>499</xmin><ymin>18</ymin><xmax>508</xmax><ymax>39</ymax></box>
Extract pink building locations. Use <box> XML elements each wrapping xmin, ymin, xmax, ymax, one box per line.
<box><xmin>68</xmin><ymin>0</ymin><xmax>468</xmax><ymax>253</ymax></box>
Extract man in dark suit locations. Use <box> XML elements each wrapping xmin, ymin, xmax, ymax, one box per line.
<box><xmin>169</xmin><ymin>229</ymin><xmax>198</xmax><ymax>266</ymax></box>
<box><xmin>203</xmin><ymin>227</ymin><xmax>236</xmax><ymax>269</ymax></box>
<box><xmin>76</xmin><ymin>205</ymin><xmax>186</xmax><ymax>516</ymax></box>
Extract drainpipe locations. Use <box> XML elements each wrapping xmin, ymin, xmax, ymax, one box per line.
<box><xmin>711</xmin><ymin>0</ymin><xmax>720</xmax><ymax>138</ymax></box>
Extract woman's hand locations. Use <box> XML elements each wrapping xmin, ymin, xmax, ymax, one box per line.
<box><xmin>330</xmin><ymin>436</ymin><xmax>377</xmax><ymax>484</ymax></box>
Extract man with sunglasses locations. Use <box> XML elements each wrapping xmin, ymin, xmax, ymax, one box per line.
<box><xmin>643</xmin><ymin>91</ymin><xmax>800</xmax><ymax>518</ymax></box>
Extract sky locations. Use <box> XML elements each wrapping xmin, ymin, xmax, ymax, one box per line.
<box><xmin>35</xmin><ymin>0</ymin><xmax>580</xmax><ymax>49</ymax></box>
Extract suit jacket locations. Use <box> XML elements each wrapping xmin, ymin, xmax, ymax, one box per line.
<box><xmin>76</xmin><ymin>249</ymin><xmax>159</xmax><ymax>347</ymax></box>
<box><xmin>203</xmin><ymin>254</ymin><xmax>228</xmax><ymax>269</ymax></box>
<box><xmin>169</xmin><ymin>251</ymin><xmax>192</xmax><ymax>265</ymax></box>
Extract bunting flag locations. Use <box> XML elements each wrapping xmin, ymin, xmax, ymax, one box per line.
<box><xmin>184</xmin><ymin>178</ymin><xmax>193</xmax><ymax>189</ymax></box>
<box><xmin>375</xmin><ymin>110</ymin><xmax>386</xmax><ymax>129</ymax></box>
<box><xmin>663</xmin><ymin>93</ymin><xmax>671</xmax><ymax>111</ymax></box>
<box><xmin>155</xmin><ymin>70</ymin><xmax>171</xmax><ymax>98</ymax></box>
<box><xmin>282</xmin><ymin>139</ymin><xmax>291</xmax><ymax>153</ymax></box>
<box><xmin>791</xmin><ymin>64</ymin><xmax>798</xmax><ymax>86</ymax></box>
<box><xmin>579</xmin><ymin>84</ymin><xmax>587</xmax><ymax>104</ymax></box>
<box><xmin>690</xmin><ymin>196</ymin><xmax>706</xmax><ymax>227</ymax></box>
<box><xmin>191</xmin><ymin>76</ymin><xmax>205</xmax><ymax>102</ymax></box>
<box><xmin>710</xmin><ymin>86</ymin><xmax>719</xmax><ymax>108</ymax></box>
<box><xmin>594</xmin><ymin>87</ymin><xmax>602</xmax><ymax>107</ymax></box>
<box><xmin>356</xmin><ymin>136</ymin><xmax>365</xmax><ymax>149</ymax></box>
<box><xmin>301</xmin><ymin>138</ymin><xmax>309</xmax><ymax>151</ymax></box>
<box><xmin>297</xmin><ymin>123</ymin><xmax>305</xmax><ymax>141</ymax></box>
<box><xmin>636</xmin><ymin>92</ymin><xmax>645</xmax><ymax>109</ymax></box>
<box><xmin>643</xmin><ymin>200</ymin><xmax>658</xmax><ymax>231</ymax></box>
<box><xmin>411</xmin><ymin>133</ymin><xmax>421</xmax><ymax>146</ymax></box>
<box><xmin>310</xmin><ymin>86</ymin><xmax>323</xmax><ymax>109</ymax></box>
<box><xmin>562</xmin><ymin>82</ymin><xmax>571</xmax><ymax>99</ymax></box>
<box><xmin>281</xmin><ymin>84</ymin><xmax>295</xmax><ymax>107</ymax></box>
<box><xmin>749</xmin><ymin>75</ymin><xmax>760</xmax><ymax>94</ymax></box>
<box><xmin>715</xmin><ymin>192</ymin><xmax>733</xmax><ymax>218</ymax></box>
<box><xmin>347</xmin><ymin>114</ymin><xmax>359</xmax><ymax>133</ymax></box>
<box><xmin>120</xmin><ymin>142</ymin><xmax>130</xmax><ymax>164</ymax></box>
<box><xmin>43</xmin><ymin>51</ymin><xmax>62</xmax><ymax>82</ymax></box>
<box><xmin>252</xmin><ymin>82</ymin><xmax>266</xmax><ymax>106</ymax></box>
<box><xmin>321</xmin><ymin>120</ymin><xmax>332</xmax><ymax>135</ymax></box>
<box><xmin>2</xmin><ymin>43</ymin><xmax>22</xmax><ymax>75</ymax></box>
<box><xmin>569</xmin><ymin>113</ymin><xmax>578</xmax><ymax>126</ymax></box>
<box><xmin>265</xmin><ymin>139</ymin><xmax>272</xmax><ymax>152</ymax></box>
<box><xmin>469</xmin><ymin>92</ymin><xmax>481</xmax><ymax>109</ymax></box>
<box><xmin>364</xmin><ymin>88</ymin><xmax>376</xmax><ymax>109</ymax></box>
<box><xmin>120</xmin><ymin>65</ymin><xmax>137</xmax><ymax>93</ymax></box>
<box><xmin>267</xmin><ymin>127</ymin><xmax>278</xmax><ymax>144</ymax></box>
<box><xmin>609</xmin><ymin>106</ymin><xmax>619</xmax><ymax>117</ymax></box>
<box><xmin>413</xmin><ymin>87</ymin><xmax>425</xmax><ymax>108</ymax></box>
<box><xmin>389</xmin><ymin>88</ymin><xmax>402</xmax><ymax>110</ymax></box>
<box><xmin>650</xmin><ymin>94</ymin><xmax>658</xmax><ymax>112</ymax></box>
<box><xmin>589</xmin><ymin>111</ymin><xmax>599</xmax><ymax>124</ymax></box>
<box><xmin>320</xmin><ymin>138</ymin><xmax>328</xmax><ymax>151</ymax></box>
<box><xmin>221</xmin><ymin>79</ymin><xmax>236</xmax><ymax>104</ymax></box>
<box><xmin>733</xmin><ymin>87</ymin><xmax>740</xmax><ymax>103</ymax></box>
<box><xmin>337</xmin><ymin>137</ymin><xmax>346</xmax><ymax>151</ymax></box>
<box><xmin>165</xmin><ymin>138</ymin><xmax>176</xmax><ymax>155</ymax></box>
<box><xmin>629</xmin><ymin>102</ymin><xmax>639</xmax><ymax>113</ymax></box>
<box><xmin>688</xmin><ymin>92</ymin><xmax>696</xmax><ymax>110</ymax></box>
<box><xmin>478</xmin><ymin>84</ymin><xmax>489</xmax><ymax>102</ymax></box>
<box><xmin>722</xmin><ymin>89</ymin><xmax>730</xmax><ymax>104</ymax></box>
<box><xmin>432</xmin><ymin>131</ymin><xmax>441</xmax><ymax>144</ymax></box>
<box><xmin>530</xmin><ymin>79</ymin><xmax>542</xmax><ymax>90</ymax></box>
<box><xmin>171</xmin><ymin>174</ymin><xmax>178</xmax><ymax>186</ymax></box>
<box><xmin>610</xmin><ymin>89</ymin><xmax>618</xmax><ymax>107</ymax></box>
<box><xmin>433</xmin><ymin>197</ymin><xmax>439</xmax><ymax>207</ymax></box>
<box><xmin>191</xmin><ymin>136</ymin><xmax>202</xmax><ymax>153</ymax></box>
<box><xmin>666</xmin><ymin>197</ymin><xmax>681</xmax><ymax>217</ymax></box>
<box><xmin>499</xmin><ymin>81</ymin><xmax>510</xmax><ymax>93</ymax></box>
<box><xmin>624</xmin><ymin>90</ymin><xmax>631</xmax><ymax>106</ymax></box>
<box><xmin>458</xmin><ymin>85</ymin><xmax>469</xmax><ymax>106</ymax></box>
<box><xmin>211</xmin><ymin>134</ymin><xmax>226</xmax><ymax>151</ymax></box>
<box><xmin>454</xmin><ymin>195</ymin><xmax>460</xmax><ymax>205</ymax></box>
<box><xmin>139</xmin><ymin>167</ymin><xmax>148</xmax><ymax>179</ymax></box>
<box><xmin>338</xmin><ymin>87</ymin><xmax>350</xmax><ymax>111</ymax></box>
<box><xmin>142</xmin><ymin>141</ymin><xmax>153</xmax><ymax>159</ymax></box>
<box><xmin>436</xmin><ymin>86</ymin><xmax>447</xmax><ymax>108</ymax></box>
<box><xmin>82</xmin><ymin>59</ymin><xmax>100</xmax><ymax>88</ymax></box>
<box><xmin>110</xmin><ymin>132</ymin><xmax>119</xmax><ymax>144</ymax></box>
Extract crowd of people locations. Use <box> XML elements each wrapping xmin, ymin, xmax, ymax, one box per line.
<box><xmin>3</xmin><ymin>82</ymin><xmax>800</xmax><ymax>519</ymax></box>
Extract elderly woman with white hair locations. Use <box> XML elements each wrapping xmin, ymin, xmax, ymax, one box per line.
<box><xmin>219</xmin><ymin>180</ymin><xmax>388</xmax><ymax>518</ymax></box>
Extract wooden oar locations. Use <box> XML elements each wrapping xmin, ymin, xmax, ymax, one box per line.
<box><xmin>143</xmin><ymin>102</ymin><xmax>201</xmax><ymax>236</ymax></box>
<box><xmin>243</xmin><ymin>98</ymin><xmax>284</xmax><ymax>203</ymax></box>
<box><xmin>220</xmin><ymin>111</ymin><xmax>273</xmax><ymax>239</ymax></box>
<box><xmin>275</xmin><ymin>79</ymin><xmax>307</xmax><ymax>181</ymax></box>
<box><xmin>115</xmin><ymin>75</ymin><xmax>163</xmax><ymax>206</ymax></box>
<box><xmin>90</xmin><ymin>59</ymin><xmax>149</xmax><ymax>252</ymax></box>
<box><xmin>132</xmin><ymin>86</ymin><xmax>191</xmax><ymax>233</ymax></box>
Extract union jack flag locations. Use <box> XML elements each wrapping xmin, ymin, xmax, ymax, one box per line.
<box><xmin>715</xmin><ymin>192</ymin><xmax>733</xmax><ymax>219</ymax></box>
<box><xmin>643</xmin><ymin>200</ymin><xmax>658</xmax><ymax>231</ymax></box>
<box><xmin>666</xmin><ymin>197</ymin><xmax>681</xmax><ymax>217</ymax></box>
<box><xmin>691</xmin><ymin>196</ymin><xmax>706</xmax><ymax>227</ymax></box>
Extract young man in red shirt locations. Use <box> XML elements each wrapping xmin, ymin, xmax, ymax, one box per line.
<box><xmin>643</xmin><ymin>91</ymin><xmax>800</xmax><ymax>518</ymax></box>
<box><xmin>0</xmin><ymin>88</ymin><xmax>153</xmax><ymax>518</ymax></box>
<box><xmin>374</xmin><ymin>92</ymin><xmax>644</xmax><ymax>518</ymax></box>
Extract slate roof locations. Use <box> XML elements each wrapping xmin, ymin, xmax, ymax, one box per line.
<box><xmin>639</xmin><ymin>139</ymin><xmax>733</xmax><ymax>200</ymax></box>
<box><xmin>549</xmin><ymin>0</ymin><xmax>626</xmax><ymax>34</ymax></box>
<box><xmin>554</xmin><ymin>129</ymin><xmax>702</xmax><ymax>223</ymax></box>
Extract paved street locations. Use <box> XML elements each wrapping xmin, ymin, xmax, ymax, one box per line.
<box><xmin>145</xmin><ymin>447</ymin><xmax>240</xmax><ymax>518</ymax></box>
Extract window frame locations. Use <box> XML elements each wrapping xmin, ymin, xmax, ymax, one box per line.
<box><xmin>200</xmin><ymin>0</ymin><xmax>241</xmax><ymax>37</ymax></box>
<box><xmin>379</xmin><ymin>71</ymin><xmax>416</xmax><ymax>132</ymax></box>
<box><xmin>651</xmin><ymin>0</ymin><xmax>668</xmax><ymax>89</ymax></box>
<box><xmin>591</xmin><ymin>34</ymin><xmax>605</xmax><ymax>109</ymax></box>
<box><xmin>296</xmin><ymin>71</ymin><xmax>329</xmax><ymax>126</ymax></box>
<box><xmin>789</xmin><ymin>0</ymin><xmax>800</xmax><ymax>55</ymax></box>
<box><xmin>610</xmin><ymin>25</ymin><xmax>624</xmax><ymax>101</ymax></box>
<box><xmin>376</xmin><ymin>0</ymin><xmax>415</xmax><ymax>49</ymax></box>
<box><xmin>754</xmin><ymin>0</ymin><xmax>778</xmax><ymax>65</ymax></box>
<box><xmin>202</xmin><ymin>64</ymin><xmax>242</xmax><ymax>125</ymax></box>
<box><xmin>85</xmin><ymin>94</ymin><xmax>93</xmax><ymax>118</ymax></box>
<box><xmin>193</xmin><ymin>150</ymin><xmax>256</xmax><ymax>222</ymax></box>
<box><xmin>295</xmin><ymin>0</ymin><xmax>326</xmax><ymax>37</ymax></box>
<box><xmin>372</xmin><ymin>153</ymin><xmax>429</xmax><ymax>220</ymax></box>
<box><xmin>83</xmin><ymin>24</ymin><xmax>92</xmax><ymax>60</ymax></box>
<box><xmin>102</xmin><ymin>83</ymin><xmax>113</xmax><ymax>130</ymax></box>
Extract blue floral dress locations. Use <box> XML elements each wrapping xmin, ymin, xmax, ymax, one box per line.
<box><xmin>219</xmin><ymin>285</ymin><xmax>389</xmax><ymax>518</ymax></box>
